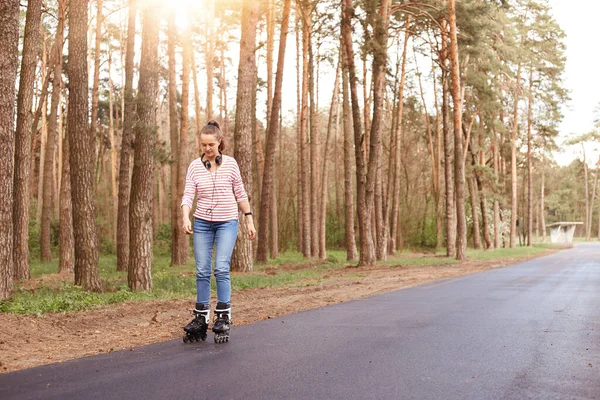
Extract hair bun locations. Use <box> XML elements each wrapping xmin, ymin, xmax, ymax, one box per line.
<box><xmin>207</xmin><ymin>120</ymin><xmax>221</xmax><ymax>130</ymax></box>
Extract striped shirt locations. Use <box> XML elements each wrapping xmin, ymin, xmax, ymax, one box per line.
<box><xmin>180</xmin><ymin>155</ymin><xmax>248</xmax><ymax>222</ymax></box>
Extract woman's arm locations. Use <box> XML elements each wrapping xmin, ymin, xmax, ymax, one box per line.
<box><xmin>182</xmin><ymin>205</ymin><xmax>193</xmax><ymax>235</ymax></box>
<box><xmin>238</xmin><ymin>200</ymin><xmax>256</xmax><ymax>240</ymax></box>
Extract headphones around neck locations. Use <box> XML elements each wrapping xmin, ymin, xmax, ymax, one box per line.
<box><xmin>201</xmin><ymin>151</ymin><xmax>223</xmax><ymax>170</ymax></box>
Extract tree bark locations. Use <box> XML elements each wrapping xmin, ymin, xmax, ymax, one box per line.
<box><xmin>256</xmin><ymin>0</ymin><xmax>291</xmax><ymax>263</ymax></box>
<box><xmin>510</xmin><ymin>63</ymin><xmax>521</xmax><ymax>248</ymax></box>
<box><xmin>128</xmin><ymin>5</ymin><xmax>159</xmax><ymax>291</ymax></box>
<box><xmin>206</xmin><ymin>0</ymin><xmax>215</xmax><ymax>120</ymax></box>
<box><xmin>527</xmin><ymin>67</ymin><xmax>533</xmax><ymax>246</ymax></box>
<box><xmin>167</xmin><ymin>11</ymin><xmax>186</xmax><ymax>266</ymax></box>
<box><xmin>440</xmin><ymin>19</ymin><xmax>456</xmax><ymax>258</ymax></box>
<box><xmin>341</xmin><ymin>44</ymin><xmax>358</xmax><ymax>261</ymax></box>
<box><xmin>342</xmin><ymin>0</ymin><xmax>375</xmax><ymax>266</ymax></box>
<box><xmin>41</xmin><ymin>2</ymin><xmax>66</xmax><ymax>262</ymax></box>
<box><xmin>319</xmin><ymin>61</ymin><xmax>341</xmax><ymax>260</ymax></box>
<box><xmin>307</xmin><ymin>9</ymin><xmax>320</xmax><ymax>257</ymax></box>
<box><xmin>68</xmin><ymin>0</ymin><xmax>102</xmax><ymax>291</ymax></box>
<box><xmin>468</xmin><ymin>176</ymin><xmax>481</xmax><ymax>249</ymax></box>
<box><xmin>178</xmin><ymin>26</ymin><xmax>192</xmax><ymax>264</ymax></box>
<box><xmin>59</xmin><ymin>97</ymin><xmax>74</xmax><ymax>274</ymax></box>
<box><xmin>90</xmin><ymin>0</ymin><xmax>103</xmax><ymax>174</ymax></box>
<box><xmin>231</xmin><ymin>0</ymin><xmax>259</xmax><ymax>271</ymax></box>
<box><xmin>116</xmin><ymin>0</ymin><xmax>136</xmax><ymax>272</ymax></box>
<box><xmin>448</xmin><ymin>3</ymin><xmax>466</xmax><ymax>260</ymax></box>
<box><xmin>13</xmin><ymin>0</ymin><xmax>43</xmax><ymax>281</ymax></box>
<box><xmin>0</xmin><ymin>0</ymin><xmax>20</xmax><ymax>299</ymax></box>
<box><xmin>299</xmin><ymin>3</ymin><xmax>311</xmax><ymax>257</ymax></box>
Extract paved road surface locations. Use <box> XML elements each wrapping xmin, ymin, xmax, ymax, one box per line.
<box><xmin>1</xmin><ymin>244</ymin><xmax>599</xmax><ymax>399</ymax></box>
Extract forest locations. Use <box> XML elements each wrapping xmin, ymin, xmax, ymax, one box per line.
<box><xmin>0</xmin><ymin>0</ymin><xmax>596</xmax><ymax>302</ymax></box>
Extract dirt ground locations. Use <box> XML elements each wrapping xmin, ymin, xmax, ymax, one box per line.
<box><xmin>0</xmin><ymin>251</ymin><xmax>555</xmax><ymax>374</ymax></box>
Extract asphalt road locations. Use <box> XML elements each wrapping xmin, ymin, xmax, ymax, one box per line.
<box><xmin>1</xmin><ymin>244</ymin><xmax>599</xmax><ymax>400</ymax></box>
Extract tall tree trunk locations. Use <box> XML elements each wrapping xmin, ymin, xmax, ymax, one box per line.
<box><xmin>90</xmin><ymin>0</ymin><xmax>103</xmax><ymax>173</ymax></box>
<box><xmin>390</xmin><ymin>21</ymin><xmax>410</xmax><ymax>255</ymax></box>
<box><xmin>128</xmin><ymin>5</ymin><xmax>159</xmax><ymax>291</ymax></box>
<box><xmin>492</xmin><ymin>126</ymin><xmax>501</xmax><ymax>248</ymax></box>
<box><xmin>0</xmin><ymin>0</ymin><xmax>20</xmax><ymax>299</ymax></box>
<box><xmin>582</xmin><ymin>144</ymin><xmax>589</xmax><ymax>240</ymax></box>
<box><xmin>510</xmin><ymin>63</ymin><xmax>521</xmax><ymax>248</ymax></box>
<box><xmin>167</xmin><ymin>12</ymin><xmax>185</xmax><ymax>266</ymax></box>
<box><xmin>440</xmin><ymin>20</ymin><xmax>456</xmax><ymax>258</ymax></box>
<box><xmin>68</xmin><ymin>0</ymin><xmax>102</xmax><ymax>291</ymax></box>
<box><xmin>206</xmin><ymin>0</ymin><xmax>215</xmax><ymax>120</ymax></box>
<box><xmin>588</xmin><ymin>158</ymin><xmax>599</xmax><ymax>241</ymax></box>
<box><xmin>300</xmin><ymin>4</ymin><xmax>311</xmax><ymax>257</ymax></box>
<box><xmin>319</xmin><ymin>61</ymin><xmax>341</xmax><ymax>260</ymax></box>
<box><xmin>468</xmin><ymin>176</ymin><xmax>481</xmax><ymax>249</ymax></box>
<box><xmin>108</xmin><ymin>52</ymin><xmax>118</xmax><ymax>244</ymax></box>
<box><xmin>306</xmin><ymin>9</ymin><xmax>320</xmax><ymax>256</ymax></box>
<box><xmin>13</xmin><ymin>0</ymin><xmax>43</xmax><ymax>281</ymax></box>
<box><xmin>116</xmin><ymin>0</ymin><xmax>136</xmax><ymax>272</ymax></box>
<box><xmin>178</xmin><ymin>26</ymin><xmax>192</xmax><ymax>264</ymax></box>
<box><xmin>448</xmin><ymin>3</ymin><xmax>466</xmax><ymax>260</ymax></box>
<box><xmin>527</xmin><ymin>68</ymin><xmax>533</xmax><ymax>246</ymax></box>
<box><xmin>256</xmin><ymin>0</ymin><xmax>291</xmax><ymax>263</ymax></box>
<box><xmin>342</xmin><ymin>0</ymin><xmax>375</xmax><ymax>267</ymax></box>
<box><xmin>41</xmin><ymin>2</ymin><xmax>66</xmax><ymax>262</ymax></box>
<box><xmin>369</xmin><ymin>0</ymin><xmax>391</xmax><ymax>262</ymax></box>
<box><xmin>341</xmin><ymin>44</ymin><xmax>358</xmax><ymax>261</ymax></box>
<box><xmin>231</xmin><ymin>0</ymin><xmax>259</xmax><ymax>271</ymax></box>
<box><xmin>192</xmin><ymin>51</ymin><xmax>202</xmax><ymax>155</ymax></box>
<box><xmin>295</xmin><ymin>14</ymin><xmax>303</xmax><ymax>254</ymax></box>
<box><xmin>59</xmin><ymin>96</ymin><xmax>74</xmax><ymax>274</ymax></box>
<box><xmin>36</xmin><ymin>41</ymin><xmax>48</xmax><ymax>225</ymax></box>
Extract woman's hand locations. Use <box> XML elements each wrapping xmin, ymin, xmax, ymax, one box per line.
<box><xmin>183</xmin><ymin>218</ymin><xmax>193</xmax><ymax>235</ymax></box>
<box><xmin>247</xmin><ymin>220</ymin><xmax>256</xmax><ymax>240</ymax></box>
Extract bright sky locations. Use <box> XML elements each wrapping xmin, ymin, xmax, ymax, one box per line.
<box><xmin>548</xmin><ymin>0</ymin><xmax>600</xmax><ymax>165</ymax></box>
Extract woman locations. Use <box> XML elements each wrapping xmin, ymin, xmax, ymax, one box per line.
<box><xmin>180</xmin><ymin>120</ymin><xmax>256</xmax><ymax>343</ymax></box>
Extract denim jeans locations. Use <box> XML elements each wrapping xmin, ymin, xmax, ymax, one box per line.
<box><xmin>193</xmin><ymin>218</ymin><xmax>239</xmax><ymax>307</ymax></box>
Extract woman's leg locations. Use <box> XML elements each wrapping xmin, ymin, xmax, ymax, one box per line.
<box><xmin>193</xmin><ymin>219</ymin><xmax>215</xmax><ymax>307</ymax></box>
<box><xmin>213</xmin><ymin>220</ymin><xmax>239</xmax><ymax>305</ymax></box>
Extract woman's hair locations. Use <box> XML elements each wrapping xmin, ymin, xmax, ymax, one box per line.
<box><xmin>200</xmin><ymin>120</ymin><xmax>226</xmax><ymax>153</ymax></box>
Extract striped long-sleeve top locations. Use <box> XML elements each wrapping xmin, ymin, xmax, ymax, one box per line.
<box><xmin>180</xmin><ymin>155</ymin><xmax>248</xmax><ymax>222</ymax></box>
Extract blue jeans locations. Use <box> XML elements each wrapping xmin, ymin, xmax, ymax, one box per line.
<box><xmin>193</xmin><ymin>218</ymin><xmax>239</xmax><ymax>307</ymax></box>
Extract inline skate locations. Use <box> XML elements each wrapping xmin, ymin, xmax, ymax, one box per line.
<box><xmin>183</xmin><ymin>304</ymin><xmax>209</xmax><ymax>343</ymax></box>
<box><xmin>212</xmin><ymin>302</ymin><xmax>231</xmax><ymax>344</ymax></box>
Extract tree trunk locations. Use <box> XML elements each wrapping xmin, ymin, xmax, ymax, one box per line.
<box><xmin>510</xmin><ymin>63</ymin><xmax>521</xmax><ymax>248</ymax></box>
<box><xmin>306</xmin><ymin>10</ymin><xmax>320</xmax><ymax>257</ymax></box>
<box><xmin>13</xmin><ymin>0</ymin><xmax>43</xmax><ymax>281</ymax></box>
<box><xmin>36</xmin><ymin>41</ymin><xmax>48</xmax><ymax>225</ymax></box>
<box><xmin>0</xmin><ymin>0</ymin><xmax>20</xmax><ymax>299</ymax></box>
<box><xmin>59</xmin><ymin>98</ymin><xmax>74</xmax><ymax>274</ymax></box>
<box><xmin>206</xmin><ymin>0</ymin><xmax>215</xmax><ymax>120</ymax></box>
<box><xmin>468</xmin><ymin>176</ymin><xmax>481</xmax><ymax>249</ymax></box>
<box><xmin>168</xmin><ymin>12</ymin><xmax>186</xmax><ymax>266</ymax></box>
<box><xmin>90</xmin><ymin>0</ymin><xmax>103</xmax><ymax>173</ymax></box>
<box><xmin>369</xmin><ymin>0</ymin><xmax>391</xmax><ymax>263</ymax></box>
<box><xmin>341</xmin><ymin>44</ymin><xmax>358</xmax><ymax>261</ymax></box>
<box><xmin>178</xmin><ymin>26</ymin><xmax>192</xmax><ymax>264</ymax></box>
<box><xmin>41</xmin><ymin>2</ymin><xmax>66</xmax><ymax>262</ymax></box>
<box><xmin>231</xmin><ymin>0</ymin><xmax>259</xmax><ymax>271</ymax></box>
<box><xmin>256</xmin><ymin>0</ymin><xmax>291</xmax><ymax>263</ymax></box>
<box><xmin>319</xmin><ymin>61</ymin><xmax>341</xmax><ymax>260</ymax></box>
<box><xmin>448</xmin><ymin>3</ymin><xmax>466</xmax><ymax>260</ymax></box>
<box><xmin>191</xmin><ymin>50</ymin><xmax>202</xmax><ymax>154</ymax></box>
<box><xmin>441</xmin><ymin>20</ymin><xmax>456</xmax><ymax>258</ymax></box>
<box><xmin>588</xmin><ymin>158</ymin><xmax>599</xmax><ymax>241</ymax></box>
<box><xmin>527</xmin><ymin>68</ymin><xmax>533</xmax><ymax>246</ymax></box>
<box><xmin>68</xmin><ymin>0</ymin><xmax>102</xmax><ymax>292</ymax></box>
<box><xmin>116</xmin><ymin>0</ymin><xmax>136</xmax><ymax>272</ymax></box>
<box><xmin>295</xmin><ymin>14</ymin><xmax>303</xmax><ymax>254</ymax></box>
<box><xmin>390</xmin><ymin>21</ymin><xmax>410</xmax><ymax>255</ymax></box>
<box><xmin>492</xmin><ymin>126</ymin><xmax>501</xmax><ymax>248</ymax></box>
<box><xmin>128</xmin><ymin>6</ymin><xmax>159</xmax><ymax>291</ymax></box>
<box><xmin>342</xmin><ymin>0</ymin><xmax>375</xmax><ymax>267</ymax></box>
<box><xmin>300</xmin><ymin>4</ymin><xmax>311</xmax><ymax>257</ymax></box>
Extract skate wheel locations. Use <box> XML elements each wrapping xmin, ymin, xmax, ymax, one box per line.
<box><xmin>183</xmin><ymin>335</ymin><xmax>189</xmax><ymax>343</ymax></box>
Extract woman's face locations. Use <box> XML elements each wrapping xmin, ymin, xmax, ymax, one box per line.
<box><xmin>200</xmin><ymin>133</ymin><xmax>220</xmax><ymax>157</ymax></box>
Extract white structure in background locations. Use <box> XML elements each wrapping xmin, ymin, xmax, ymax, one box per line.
<box><xmin>547</xmin><ymin>222</ymin><xmax>583</xmax><ymax>244</ymax></box>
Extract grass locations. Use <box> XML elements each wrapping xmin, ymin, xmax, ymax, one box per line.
<box><xmin>0</xmin><ymin>245</ymin><xmax>563</xmax><ymax>315</ymax></box>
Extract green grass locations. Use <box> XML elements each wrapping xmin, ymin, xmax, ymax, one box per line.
<box><xmin>0</xmin><ymin>244</ymin><xmax>564</xmax><ymax>315</ymax></box>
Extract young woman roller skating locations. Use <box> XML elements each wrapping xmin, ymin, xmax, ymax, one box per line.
<box><xmin>180</xmin><ymin>120</ymin><xmax>256</xmax><ymax>343</ymax></box>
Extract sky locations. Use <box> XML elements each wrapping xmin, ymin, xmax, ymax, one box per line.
<box><xmin>547</xmin><ymin>0</ymin><xmax>600</xmax><ymax>165</ymax></box>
